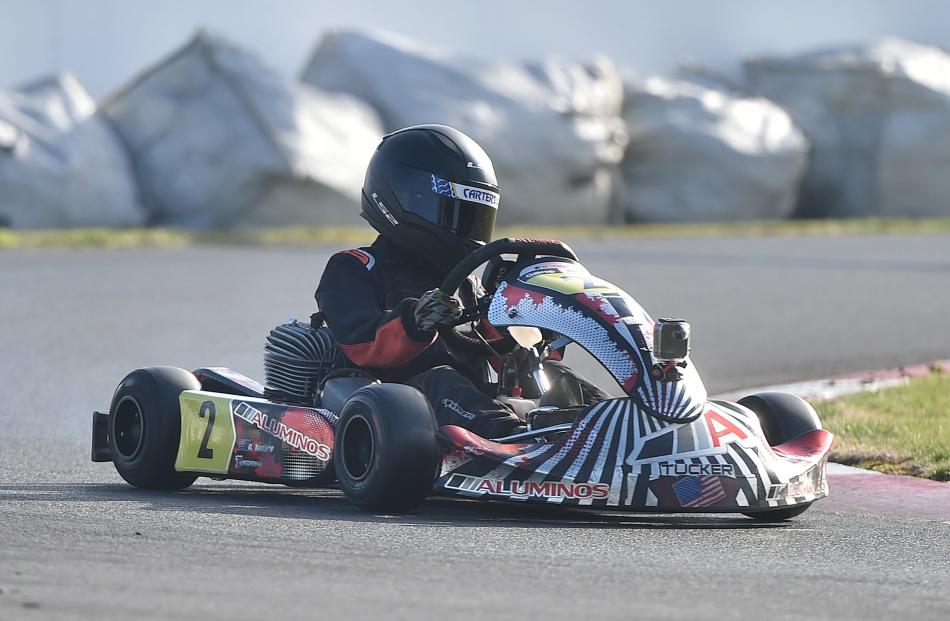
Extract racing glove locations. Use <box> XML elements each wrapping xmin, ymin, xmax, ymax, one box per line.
<box><xmin>413</xmin><ymin>289</ymin><xmax>462</xmax><ymax>334</ymax></box>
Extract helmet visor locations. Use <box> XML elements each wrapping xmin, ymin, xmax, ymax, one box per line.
<box><xmin>433</xmin><ymin>196</ymin><xmax>497</xmax><ymax>245</ymax></box>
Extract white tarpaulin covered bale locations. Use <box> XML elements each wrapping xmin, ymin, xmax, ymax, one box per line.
<box><xmin>0</xmin><ymin>73</ymin><xmax>145</xmax><ymax>229</ymax></box>
<box><xmin>103</xmin><ymin>31</ymin><xmax>383</xmax><ymax>229</ymax></box>
<box><xmin>301</xmin><ymin>30</ymin><xmax>628</xmax><ymax>224</ymax></box>
<box><xmin>746</xmin><ymin>38</ymin><xmax>950</xmax><ymax>218</ymax></box>
<box><xmin>618</xmin><ymin>77</ymin><xmax>808</xmax><ymax>222</ymax></box>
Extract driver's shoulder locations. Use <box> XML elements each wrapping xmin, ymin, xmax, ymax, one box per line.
<box><xmin>328</xmin><ymin>236</ymin><xmax>406</xmax><ymax>273</ymax></box>
<box><xmin>332</xmin><ymin>247</ymin><xmax>377</xmax><ymax>272</ymax></box>
<box><xmin>318</xmin><ymin>248</ymin><xmax>380</xmax><ymax>295</ymax></box>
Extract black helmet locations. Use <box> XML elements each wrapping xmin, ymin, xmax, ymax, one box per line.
<box><xmin>361</xmin><ymin>124</ymin><xmax>500</xmax><ymax>267</ymax></box>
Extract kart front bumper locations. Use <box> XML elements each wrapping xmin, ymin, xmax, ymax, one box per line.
<box><xmin>433</xmin><ymin>400</ymin><xmax>833</xmax><ymax>513</ymax></box>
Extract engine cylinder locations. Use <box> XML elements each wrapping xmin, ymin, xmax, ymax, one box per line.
<box><xmin>263</xmin><ymin>318</ymin><xmax>343</xmax><ymax>404</ymax></box>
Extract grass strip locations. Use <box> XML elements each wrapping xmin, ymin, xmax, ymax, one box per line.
<box><xmin>815</xmin><ymin>371</ymin><xmax>950</xmax><ymax>481</ymax></box>
<box><xmin>3</xmin><ymin>217</ymin><xmax>950</xmax><ymax>250</ymax></box>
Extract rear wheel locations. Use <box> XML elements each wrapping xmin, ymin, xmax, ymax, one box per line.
<box><xmin>736</xmin><ymin>392</ymin><xmax>823</xmax><ymax>521</ymax></box>
<box><xmin>109</xmin><ymin>367</ymin><xmax>199</xmax><ymax>490</ymax></box>
<box><xmin>334</xmin><ymin>384</ymin><xmax>440</xmax><ymax>513</ymax></box>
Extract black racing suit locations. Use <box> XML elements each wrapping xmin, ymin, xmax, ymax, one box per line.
<box><xmin>315</xmin><ymin>236</ymin><xmax>604</xmax><ymax>438</ymax></box>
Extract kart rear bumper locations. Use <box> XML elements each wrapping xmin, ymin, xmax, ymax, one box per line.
<box><xmin>91</xmin><ymin>410</ymin><xmax>112</xmax><ymax>462</ymax></box>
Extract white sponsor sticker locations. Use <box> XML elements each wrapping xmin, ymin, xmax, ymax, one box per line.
<box><xmin>452</xmin><ymin>182</ymin><xmax>499</xmax><ymax>208</ymax></box>
<box><xmin>432</xmin><ymin>174</ymin><xmax>499</xmax><ymax>209</ymax></box>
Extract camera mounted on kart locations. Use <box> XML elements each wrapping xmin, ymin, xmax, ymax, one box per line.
<box><xmin>653</xmin><ymin>318</ymin><xmax>690</xmax><ymax>362</ymax></box>
<box><xmin>650</xmin><ymin>319</ymin><xmax>691</xmax><ymax>381</ymax></box>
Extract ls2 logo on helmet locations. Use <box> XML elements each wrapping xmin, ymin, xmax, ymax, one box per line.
<box><xmin>372</xmin><ymin>193</ymin><xmax>398</xmax><ymax>225</ymax></box>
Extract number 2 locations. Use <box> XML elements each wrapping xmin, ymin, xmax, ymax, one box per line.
<box><xmin>197</xmin><ymin>400</ymin><xmax>216</xmax><ymax>459</ymax></box>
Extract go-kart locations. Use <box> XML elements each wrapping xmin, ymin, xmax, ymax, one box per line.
<box><xmin>91</xmin><ymin>238</ymin><xmax>832</xmax><ymax>520</ymax></box>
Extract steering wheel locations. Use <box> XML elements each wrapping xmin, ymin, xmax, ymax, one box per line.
<box><xmin>437</xmin><ymin>237</ymin><xmax>579</xmax><ymax>331</ymax></box>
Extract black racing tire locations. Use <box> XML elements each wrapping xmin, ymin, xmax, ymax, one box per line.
<box><xmin>742</xmin><ymin>503</ymin><xmax>813</xmax><ymax>522</ymax></box>
<box><xmin>109</xmin><ymin>366</ymin><xmax>200</xmax><ymax>490</ymax></box>
<box><xmin>736</xmin><ymin>392</ymin><xmax>822</xmax><ymax>521</ymax></box>
<box><xmin>334</xmin><ymin>384</ymin><xmax>440</xmax><ymax>513</ymax></box>
<box><xmin>736</xmin><ymin>392</ymin><xmax>823</xmax><ymax>446</ymax></box>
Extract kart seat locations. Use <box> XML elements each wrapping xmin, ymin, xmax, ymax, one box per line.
<box><xmin>193</xmin><ymin>367</ymin><xmax>265</xmax><ymax>399</ymax></box>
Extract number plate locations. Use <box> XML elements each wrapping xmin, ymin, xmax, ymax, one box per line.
<box><xmin>176</xmin><ymin>391</ymin><xmax>236</xmax><ymax>474</ymax></box>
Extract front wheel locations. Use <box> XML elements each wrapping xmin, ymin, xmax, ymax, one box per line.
<box><xmin>109</xmin><ymin>367</ymin><xmax>200</xmax><ymax>490</ymax></box>
<box><xmin>334</xmin><ymin>384</ymin><xmax>440</xmax><ymax>513</ymax></box>
<box><xmin>737</xmin><ymin>392</ymin><xmax>823</xmax><ymax>521</ymax></box>
<box><xmin>736</xmin><ymin>392</ymin><xmax>823</xmax><ymax>446</ymax></box>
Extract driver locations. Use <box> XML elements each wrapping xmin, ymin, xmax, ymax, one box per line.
<box><xmin>315</xmin><ymin>124</ymin><xmax>602</xmax><ymax>438</ymax></box>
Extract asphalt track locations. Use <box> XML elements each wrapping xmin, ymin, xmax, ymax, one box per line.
<box><xmin>1</xmin><ymin>233</ymin><xmax>949</xmax><ymax>620</ymax></box>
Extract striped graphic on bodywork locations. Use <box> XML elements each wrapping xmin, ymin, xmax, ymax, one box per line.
<box><xmin>437</xmin><ymin>399</ymin><xmax>828</xmax><ymax>511</ymax></box>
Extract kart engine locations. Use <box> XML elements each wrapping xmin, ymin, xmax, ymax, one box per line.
<box><xmin>263</xmin><ymin>316</ymin><xmax>343</xmax><ymax>405</ymax></box>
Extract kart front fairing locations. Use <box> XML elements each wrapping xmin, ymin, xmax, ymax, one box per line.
<box><xmin>487</xmin><ymin>257</ymin><xmax>707</xmax><ymax>422</ymax></box>
<box><xmin>435</xmin><ymin>399</ymin><xmax>831</xmax><ymax>512</ymax></box>
<box><xmin>430</xmin><ymin>257</ymin><xmax>832</xmax><ymax>512</ymax></box>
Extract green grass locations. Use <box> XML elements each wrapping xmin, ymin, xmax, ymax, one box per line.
<box><xmin>2</xmin><ymin>217</ymin><xmax>950</xmax><ymax>250</ymax></box>
<box><xmin>500</xmin><ymin>217</ymin><xmax>950</xmax><ymax>240</ymax></box>
<box><xmin>814</xmin><ymin>371</ymin><xmax>950</xmax><ymax>481</ymax></box>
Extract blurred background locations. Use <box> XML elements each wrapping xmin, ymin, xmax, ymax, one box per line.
<box><xmin>4</xmin><ymin>0</ymin><xmax>950</xmax><ymax>230</ymax></box>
